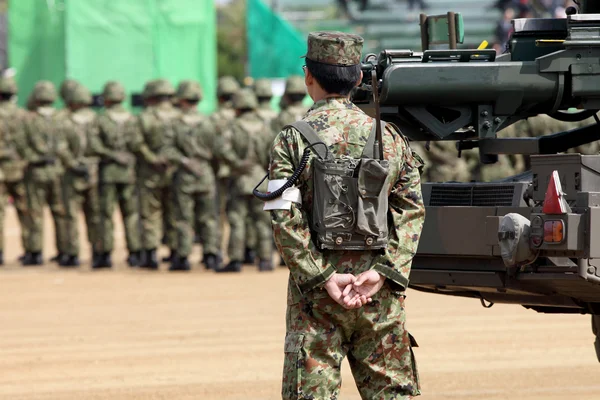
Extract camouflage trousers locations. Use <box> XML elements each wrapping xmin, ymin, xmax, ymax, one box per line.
<box><xmin>245</xmin><ymin>216</ymin><xmax>257</xmax><ymax>252</ymax></box>
<box><xmin>227</xmin><ymin>194</ymin><xmax>271</xmax><ymax>262</ymax></box>
<box><xmin>97</xmin><ymin>183</ymin><xmax>141</xmax><ymax>253</ymax></box>
<box><xmin>0</xmin><ymin>180</ymin><xmax>28</xmax><ymax>252</ymax></box>
<box><xmin>63</xmin><ymin>176</ymin><xmax>100</xmax><ymax>256</ymax></box>
<box><xmin>24</xmin><ymin>178</ymin><xmax>67</xmax><ymax>254</ymax></box>
<box><xmin>173</xmin><ymin>187</ymin><xmax>220</xmax><ymax>257</ymax></box>
<box><xmin>592</xmin><ymin>315</ymin><xmax>600</xmax><ymax>362</ymax></box>
<box><xmin>282</xmin><ymin>283</ymin><xmax>420</xmax><ymax>400</ymax></box>
<box><xmin>139</xmin><ymin>183</ymin><xmax>175</xmax><ymax>251</ymax></box>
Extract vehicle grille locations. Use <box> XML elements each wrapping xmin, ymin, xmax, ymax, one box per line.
<box><xmin>429</xmin><ymin>185</ymin><xmax>516</xmax><ymax>206</ymax></box>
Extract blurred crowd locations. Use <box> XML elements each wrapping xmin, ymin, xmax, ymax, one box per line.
<box><xmin>0</xmin><ymin>74</ymin><xmax>309</xmax><ymax>272</ymax></box>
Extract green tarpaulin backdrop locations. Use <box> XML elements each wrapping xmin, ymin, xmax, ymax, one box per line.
<box><xmin>9</xmin><ymin>0</ymin><xmax>216</xmax><ymax>113</ymax></box>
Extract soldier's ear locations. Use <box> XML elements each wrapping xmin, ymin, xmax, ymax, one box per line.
<box><xmin>355</xmin><ymin>71</ymin><xmax>363</xmax><ymax>88</ymax></box>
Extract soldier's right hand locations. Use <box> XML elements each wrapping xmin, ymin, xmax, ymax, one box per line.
<box><xmin>113</xmin><ymin>151</ymin><xmax>135</xmax><ymax>166</ymax></box>
<box><xmin>182</xmin><ymin>157</ymin><xmax>203</xmax><ymax>177</ymax></box>
<box><xmin>324</xmin><ymin>273</ymin><xmax>369</xmax><ymax>310</ymax></box>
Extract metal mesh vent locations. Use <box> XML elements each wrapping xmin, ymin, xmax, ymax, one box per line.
<box><xmin>429</xmin><ymin>185</ymin><xmax>515</xmax><ymax>206</ymax></box>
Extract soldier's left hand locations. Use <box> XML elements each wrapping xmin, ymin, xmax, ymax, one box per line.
<box><xmin>324</xmin><ymin>273</ymin><xmax>368</xmax><ymax>310</ymax></box>
<box><xmin>349</xmin><ymin>270</ymin><xmax>386</xmax><ymax>299</ymax></box>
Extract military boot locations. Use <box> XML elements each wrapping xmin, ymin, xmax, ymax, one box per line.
<box><xmin>243</xmin><ymin>248</ymin><xmax>257</xmax><ymax>265</ymax></box>
<box><xmin>216</xmin><ymin>260</ymin><xmax>242</xmax><ymax>273</ymax></box>
<box><xmin>93</xmin><ymin>252</ymin><xmax>112</xmax><ymax>269</ymax></box>
<box><xmin>59</xmin><ymin>255</ymin><xmax>80</xmax><ymax>267</ymax></box>
<box><xmin>50</xmin><ymin>252</ymin><xmax>66</xmax><ymax>263</ymax></box>
<box><xmin>169</xmin><ymin>256</ymin><xmax>191</xmax><ymax>271</ymax></box>
<box><xmin>258</xmin><ymin>259</ymin><xmax>274</xmax><ymax>272</ymax></box>
<box><xmin>203</xmin><ymin>253</ymin><xmax>221</xmax><ymax>271</ymax></box>
<box><xmin>21</xmin><ymin>252</ymin><xmax>43</xmax><ymax>266</ymax></box>
<box><xmin>0</xmin><ymin>251</ymin><xmax>4</xmax><ymax>265</ymax></box>
<box><xmin>141</xmin><ymin>249</ymin><xmax>159</xmax><ymax>270</ymax></box>
<box><xmin>161</xmin><ymin>249</ymin><xmax>176</xmax><ymax>263</ymax></box>
<box><xmin>127</xmin><ymin>251</ymin><xmax>141</xmax><ymax>267</ymax></box>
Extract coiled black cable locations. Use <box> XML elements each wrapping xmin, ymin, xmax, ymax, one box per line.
<box><xmin>253</xmin><ymin>142</ymin><xmax>329</xmax><ymax>201</ymax></box>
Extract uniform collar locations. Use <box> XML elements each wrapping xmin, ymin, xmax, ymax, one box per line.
<box><xmin>307</xmin><ymin>97</ymin><xmax>355</xmax><ymax>115</ymax></box>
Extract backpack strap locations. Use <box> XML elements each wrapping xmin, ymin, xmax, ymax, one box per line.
<box><xmin>285</xmin><ymin>121</ymin><xmax>329</xmax><ymax>160</ymax></box>
<box><xmin>361</xmin><ymin>121</ymin><xmax>387</xmax><ymax>159</ymax></box>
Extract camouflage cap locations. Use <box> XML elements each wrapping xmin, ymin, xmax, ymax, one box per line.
<box><xmin>253</xmin><ymin>79</ymin><xmax>273</xmax><ymax>98</ymax></box>
<box><xmin>103</xmin><ymin>81</ymin><xmax>126</xmax><ymax>102</ymax></box>
<box><xmin>69</xmin><ymin>84</ymin><xmax>92</xmax><ymax>105</ymax></box>
<box><xmin>284</xmin><ymin>75</ymin><xmax>306</xmax><ymax>95</ymax></box>
<box><xmin>217</xmin><ymin>76</ymin><xmax>240</xmax><ymax>96</ymax></box>
<box><xmin>0</xmin><ymin>76</ymin><xmax>17</xmax><ymax>94</ymax></box>
<box><xmin>32</xmin><ymin>80</ymin><xmax>57</xmax><ymax>103</ymax></box>
<box><xmin>142</xmin><ymin>80</ymin><xmax>157</xmax><ymax>99</ymax></box>
<box><xmin>304</xmin><ymin>31</ymin><xmax>364</xmax><ymax>66</ymax></box>
<box><xmin>232</xmin><ymin>88</ymin><xmax>258</xmax><ymax>110</ymax></box>
<box><xmin>60</xmin><ymin>79</ymin><xmax>80</xmax><ymax>102</ymax></box>
<box><xmin>176</xmin><ymin>80</ymin><xmax>203</xmax><ymax>101</ymax></box>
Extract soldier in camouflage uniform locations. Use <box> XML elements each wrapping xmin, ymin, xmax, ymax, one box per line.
<box><xmin>56</xmin><ymin>84</ymin><xmax>101</xmax><ymax>267</ymax></box>
<box><xmin>133</xmin><ymin>79</ymin><xmax>180</xmax><ymax>269</ymax></box>
<box><xmin>216</xmin><ymin>89</ymin><xmax>273</xmax><ymax>273</ymax></box>
<box><xmin>91</xmin><ymin>81</ymin><xmax>141</xmax><ymax>268</ymax></box>
<box><xmin>166</xmin><ymin>80</ymin><xmax>221</xmax><ymax>271</ymax></box>
<box><xmin>15</xmin><ymin>81</ymin><xmax>67</xmax><ymax>266</ymax></box>
<box><xmin>211</xmin><ymin>76</ymin><xmax>240</xmax><ymax>256</ymax></box>
<box><xmin>271</xmin><ymin>75</ymin><xmax>308</xmax><ymax>138</ymax></box>
<box><xmin>0</xmin><ymin>77</ymin><xmax>28</xmax><ymax>264</ymax></box>
<box><xmin>269</xmin><ymin>32</ymin><xmax>424</xmax><ymax>399</ymax></box>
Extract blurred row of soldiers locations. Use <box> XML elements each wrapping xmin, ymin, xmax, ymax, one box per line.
<box><xmin>413</xmin><ymin>113</ymin><xmax>597</xmax><ymax>183</ymax></box>
<box><xmin>0</xmin><ymin>73</ymin><xmax>309</xmax><ymax>272</ymax></box>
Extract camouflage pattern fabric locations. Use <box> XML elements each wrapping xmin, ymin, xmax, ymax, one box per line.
<box><xmin>57</xmin><ymin>106</ymin><xmax>100</xmax><ymax>257</ymax></box>
<box><xmin>220</xmin><ymin>110</ymin><xmax>272</xmax><ymax>262</ymax></box>
<box><xmin>14</xmin><ymin>106</ymin><xmax>67</xmax><ymax>255</ymax></box>
<box><xmin>423</xmin><ymin>141</ymin><xmax>470</xmax><ymax>182</ymax></box>
<box><xmin>305</xmin><ymin>31</ymin><xmax>364</xmax><ymax>66</ymax></box>
<box><xmin>168</xmin><ymin>107</ymin><xmax>220</xmax><ymax>258</ymax></box>
<box><xmin>91</xmin><ymin>103</ymin><xmax>141</xmax><ymax>253</ymax></box>
<box><xmin>269</xmin><ymin>97</ymin><xmax>425</xmax><ymax>398</ymax></box>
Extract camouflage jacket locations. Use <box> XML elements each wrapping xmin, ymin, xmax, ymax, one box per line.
<box><xmin>256</xmin><ymin>102</ymin><xmax>278</xmax><ymax>126</ymax></box>
<box><xmin>269</xmin><ymin>97</ymin><xmax>425</xmax><ymax>300</ymax></box>
<box><xmin>168</xmin><ymin>108</ymin><xmax>217</xmax><ymax>194</ymax></box>
<box><xmin>15</xmin><ymin>106</ymin><xmax>64</xmax><ymax>182</ymax></box>
<box><xmin>134</xmin><ymin>101</ymin><xmax>181</xmax><ymax>188</ymax></box>
<box><xmin>0</xmin><ymin>101</ymin><xmax>27</xmax><ymax>181</ymax></box>
<box><xmin>219</xmin><ymin>111</ymin><xmax>269</xmax><ymax>195</ymax></box>
<box><xmin>91</xmin><ymin>104</ymin><xmax>139</xmax><ymax>184</ymax></box>
<box><xmin>210</xmin><ymin>105</ymin><xmax>236</xmax><ymax>179</ymax></box>
<box><xmin>269</xmin><ymin>103</ymin><xmax>309</xmax><ymax>160</ymax></box>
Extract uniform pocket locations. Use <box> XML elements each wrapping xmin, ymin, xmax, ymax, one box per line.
<box><xmin>356</xmin><ymin>159</ymin><xmax>389</xmax><ymax>237</ymax></box>
<box><xmin>282</xmin><ymin>332</ymin><xmax>305</xmax><ymax>400</ymax></box>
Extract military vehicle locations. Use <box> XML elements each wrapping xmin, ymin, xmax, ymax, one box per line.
<box><xmin>351</xmin><ymin>0</ymin><xmax>600</xmax><ymax>358</ymax></box>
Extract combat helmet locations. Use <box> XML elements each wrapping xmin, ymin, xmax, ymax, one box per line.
<box><xmin>0</xmin><ymin>76</ymin><xmax>17</xmax><ymax>95</ymax></box>
<box><xmin>60</xmin><ymin>79</ymin><xmax>80</xmax><ymax>103</ymax></box>
<box><xmin>254</xmin><ymin>79</ymin><xmax>273</xmax><ymax>98</ymax></box>
<box><xmin>284</xmin><ymin>75</ymin><xmax>306</xmax><ymax>95</ymax></box>
<box><xmin>69</xmin><ymin>84</ymin><xmax>92</xmax><ymax>105</ymax></box>
<box><xmin>232</xmin><ymin>88</ymin><xmax>258</xmax><ymax>110</ymax></box>
<box><xmin>217</xmin><ymin>76</ymin><xmax>240</xmax><ymax>97</ymax></box>
<box><xmin>32</xmin><ymin>81</ymin><xmax>57</xmax><ymax>103</ymax></box>
<box><xmin>176</xmin><ymin>80</ymin><xmax>203</xmax><ymax>101</ymax></box>
<box><xmin>152</xmin><ymin>79</ymin><xmax>175</xmax><ymax>97</ymax></box>
<box><xmin>103</xmin><ymin>81</ymin><xmax>126</xmax><ymax>103</ymax></box>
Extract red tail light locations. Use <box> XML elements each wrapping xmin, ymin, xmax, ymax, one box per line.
<box><xmin>542</xmin><ymin>171</ymin><xmax>569</xmax><ymax>215</ymax></box>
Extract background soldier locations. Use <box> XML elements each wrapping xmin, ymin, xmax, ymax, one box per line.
<box><xmin>269</xmin><ymin>32</ymin><xmax>424</xmax><ymax>399</ymax></box>
<box><xmin>91</xmin><ymin>81</ymin><xmax>141</xmax><ymax>268</ymax></box>
<box><xmin>134</xmin><ymin>79</ymin><xmax>180</xmax><ymax>269</ymax></box>
<box><xmin>0</xmin><ymin>76</ymin><xmax>28</xmax><ymax>264</ymax></box>
<box><xmin>216</xmin><ymin>88</ymin><xmax>273</xmax><ymax>273</ymax></box>
<box><xmin>56</xmin><ymin>84</ymin><xmax>101</xmax><ymax>267</ymax></box>
<box><xmin>168</xmin><ymin>80</ymin><xmax>221</xmax><ymax>271</ymax></box>
<box><xmin>271</xmin><ymin>75</ymin><xmax>309</xmax><ymax>140</ymax></box>
<box><xmin>15</xmin><ymin>81</ymin><xmax>67</xmax><ymax>266</ymax></box>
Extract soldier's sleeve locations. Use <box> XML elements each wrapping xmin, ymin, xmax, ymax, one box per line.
<box><xmin>128</xmin><ymin>116</ymin><xmax>160</xmax><ymax>164</ymax></box>
<box><xmin>14</xmin><ymin>116</ymin><xmax>43</xmax><ymax>163</ymax></box>
<box><xmin>216</xmin><ymin>125</ymin><xmax>245</xmax><ymax>171</ymax></box>
<box><xmin>55</xmin><ymin>123</ymin><xmax>78</xmax><ymax>169</ymax></box>
<box><xmin>161</xmin><ymin>124</ymin><xmax>186</xmax><ymax>165</ymax></box>
<box><xmin>88</xmin><ymin>119</ymin><xmax>117</xmax><ymax>160</ymax></box>
<box><xmin>370</xmin><ymin>129</ymin><xmax>426</xmax><ymax>291</ymax></box>
<box><xmin>269</xmin><ymin>128</ymin><xmax>334</xmax><ymax>294</ymax></box>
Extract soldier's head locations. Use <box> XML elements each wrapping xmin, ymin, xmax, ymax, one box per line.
<box><xmin>176</xmin><ymin>80</ymin><xmax>202</xmax><ymax>111</ymax></box>
<box><xmin>253</xmin><ymin>78</ymin><xmax>272</xmax><ymax>104</ymax></box>
<box><xmin>102</xmin><ymin>81</ymin><xmax>126</xmax><ymax>107</ymax></box>
<box><xmin>60</xmin><ymin>79</ymin><xmax>80</xmax><ymax>104</ymax></box>
<box><xmin>32</xmin><ymin>80</ymin><xmax>57</xmax><ymax>107</ymax></box>
<box><xmin>232</xmin><ymin>88</ymin><xmax>258</xmax><ymax>116</ymax></box>
<box><xmin>148</xmin><ymin>78</ymin><xmax>175</xmax><ymax>105</ymax></box>
<box><xmin>217</xmin><ymin>76</ymin><xmax>240</xmax><ymax>105</ymax></box>
<box><xmin>67</xmin><ymin>84</ymin><xmax>92</xmax><ymax>111</ymax></box>
<box><xmin>282</xmin><ymin>75</ymin><xmax>306</xmax><ymax>106</ymax></box>
<box><xmin>302</xmin><ymin>31</ymin><xmax>363</xmax><ymax>100</ymax></box>
<box><xmin>0</xmin><ymin>76</ymin><xmax>17</xmax><ymax>102</ymax></box>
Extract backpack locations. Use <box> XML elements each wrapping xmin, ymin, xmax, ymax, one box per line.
<box><xmin>288</xmin><ymin>120</ymin><xmax>391</xmax><ymax>251</ymax></box>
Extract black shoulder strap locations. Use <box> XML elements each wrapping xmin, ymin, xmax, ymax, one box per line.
<box><xmin>285</xmin><ymin>121</ymin><xmax>329</xmax><ymax>160</ymax></box>
<box><xmin>361</xmin><ymin>121</ymin><xmax>387</xmax><ymax>159</ymax></box>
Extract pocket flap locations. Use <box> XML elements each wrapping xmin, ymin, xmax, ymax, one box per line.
<box><xmin>284</xmin><ymin>332</ymin><xmax>305</xmax><ymax>353</ymax></box>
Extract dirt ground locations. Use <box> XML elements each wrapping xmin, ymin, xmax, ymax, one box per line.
<box><xmin>0</xmin><ymin>206</ymin><xmax>598</xmax><ymax>400</ymax></box>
